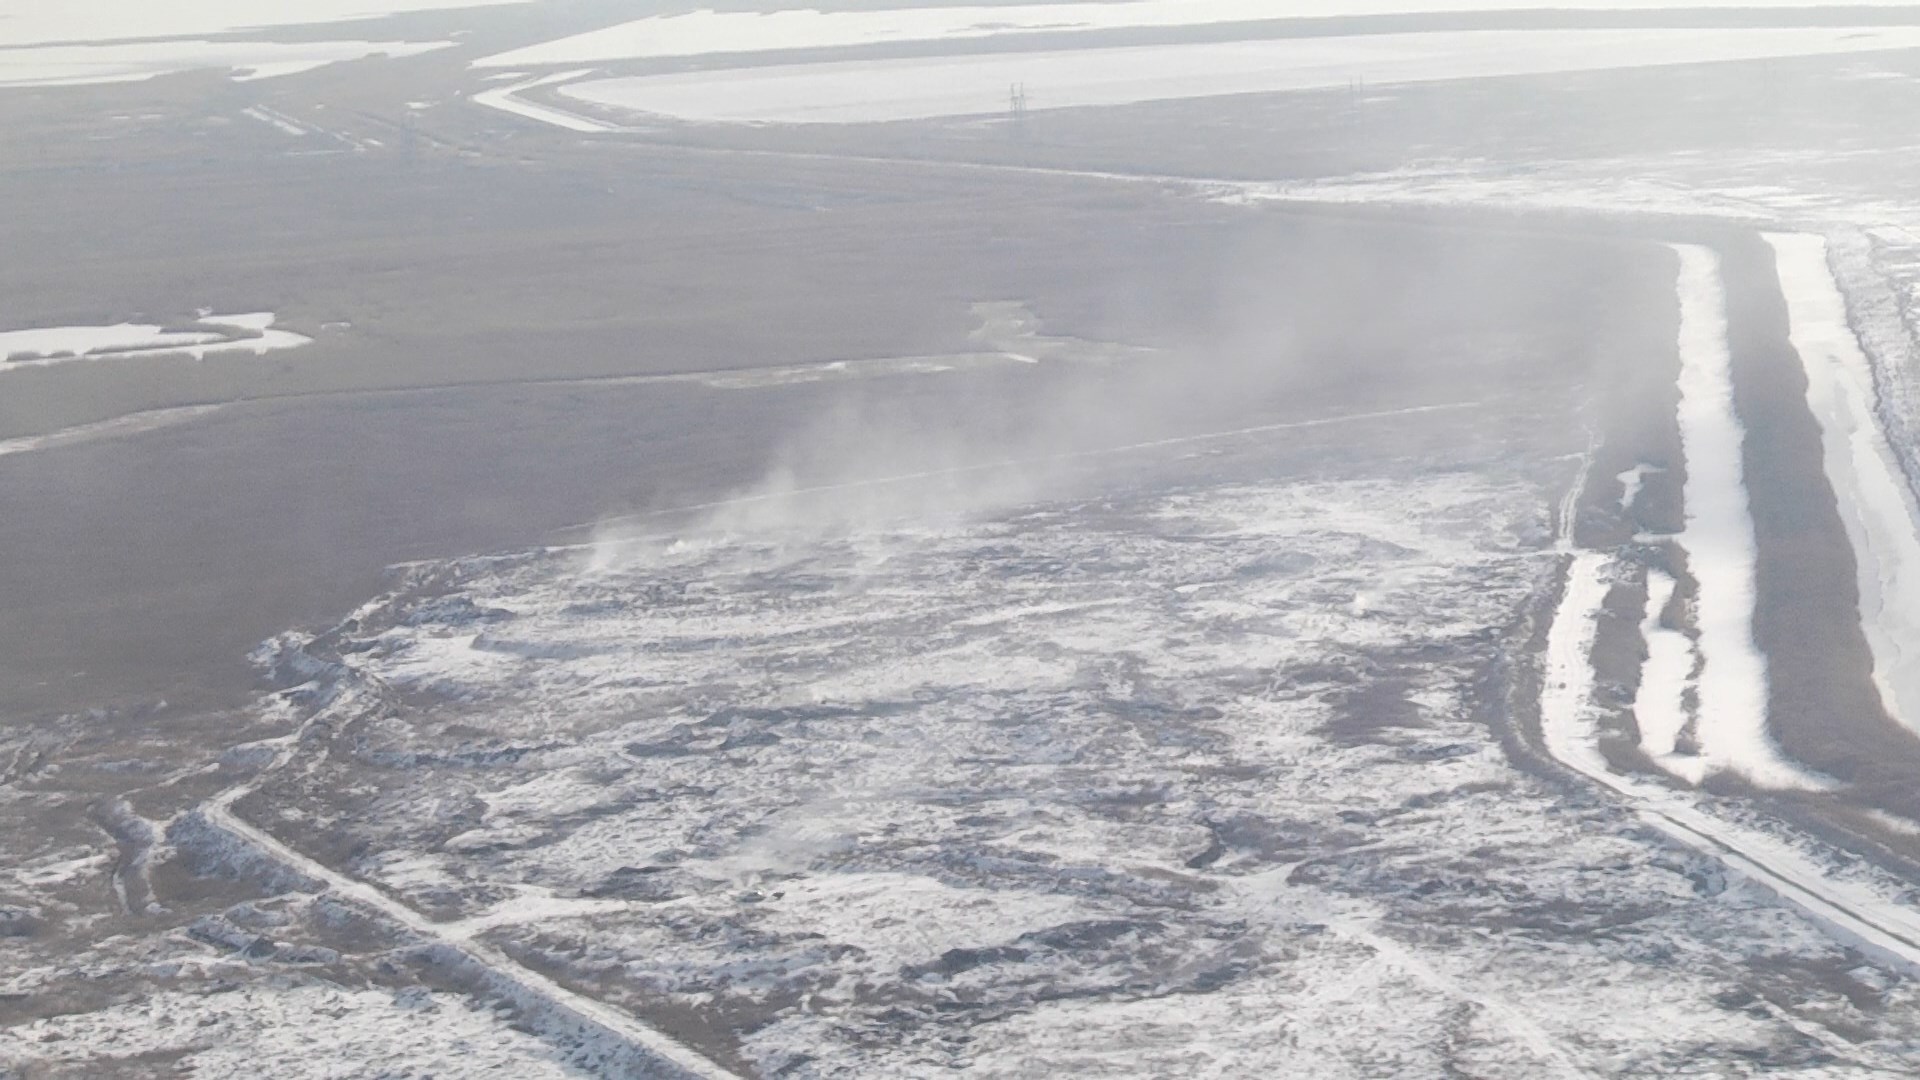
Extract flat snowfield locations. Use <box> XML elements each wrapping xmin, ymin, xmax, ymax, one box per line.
<box><xmin>0</xmin><ymin>38</ymin><xmax>450</xmax><ymax>88</ymax></box>
<box><xmin>482</xmin><ymin>0</ymin><xmax>1920</xmax><ymax>67</ymax></box>
<box><xmin>0</xmin><ymin>0</ymin><xmax>529</xmax><ymax>47</ymax></box>
<box><xmin>0</xmin><ymin>0</ymin><xmax>499</xmax><ymax>87</ymax></box>
<box><xmin>558</xmin><ymin>28</ymin><xmax>1920</xmax><ymax>125</ymax></box>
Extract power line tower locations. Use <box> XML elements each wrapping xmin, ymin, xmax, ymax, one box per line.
<box><xmin>1009</xmin><ymin>82</ymin><xmax>1029</xmax><ymax>140</ymax></box>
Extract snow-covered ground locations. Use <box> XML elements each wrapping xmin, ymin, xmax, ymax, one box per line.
<box><xmin>1669</xmin><ymin>244</ymin><xmax>1821</xmax><ymax>790</ymax></box>
<box><xmin>556</xmin><ymin>28</ymin><xmax>1920</xmax><ymax>125</ymax></box>
<box><xmin>1538</xmin><ymin>523</ymin><xmax>1920</xmax><ymax>967</ymax></box>
<box><xmin>1217</xmin><ymin>149</ymin><xmax>1920</xmax><ymax>231</ymax></box>
<box><xmin>152</xmin><ymin>441</ymin><xmax>1920</xmax><ymax>1075</ymax></box>
<box><xmin>0</xmin><ymin>0</ymin><xmax>540</xmax><ymax>89</ymax></box>
<box><xmin>1523</xmin><ymin>227</ymin><xmax>1920</xmax><ymax>981</ymax></box>
<box><xmin>478</xmin><ymin>0</ymin><xmax>1920</xmax><ymax>68</ymax></box>
<box><xmin>17</xmin><ymin>15</ymin><xmax>1920</xmax><ymax>1072</ymax></box>
<box><xmin>1766</xmin><ymin>232</ymin><xmax>1920</xmax><ymax>741</ymax></box>
<box><xmin>0</xmin><ymin>0</ymin><xmax>531</xmax><ymax>48</ymax></box>
<box><xmin>1539</xmin><ymin>549</ymin><xmax>1612</xmax><ymax>778</ymax></box>
<box><xmin>0</xmin><ymin>984</ymin><xmax>586</xmax><ymax>1079</ymax></box>
<box><xmin>1633</xmin><ymin>568</ymin><xmax>1694</xmax><ymax>766</ymax></box>
<box><xmin>473</xmin><ymin>70</ymin><xmax>620</xmax><ymax>133</ymax></box>
<box><xmin>1218</xmin><ymin>154</ymin><xmax>1920</xmax><ymax>535</ymax></box>
<box><xmin>0</xmin><ymin>313</ymin><xmax>310</xmax><ymax>370</ymax></box>
<box><xmin>1540</xmin><ymin>542</ymin><xmax>1920</xmax><ymax>980</ymax></box>
<box><xmin>0</xmin><ymin>38</ymin><xmax>450</xmax><ymax>88</ymax></box>
<box><xmin>1213</xmin><ymin>152</ymin><xmax>1920</xmax><ymax>791</ymax></box>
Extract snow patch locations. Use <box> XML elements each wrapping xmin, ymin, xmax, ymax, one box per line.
<box><xmin>1</xmin><ymin>313</ymin><xmax>311</xmax><ymax>371</ymax></box>
<box><xmin>1633</xmin><ymin>566</ymin><xmax>1708</xmax><ymax>784</ymax></box>
<box><xmin>0</xmin><ymin>323</ymin><xmax>221</xmax><ymax>361</ymax></box>
<box><xmin>557</xmin><ymin>28</ymin><xmax>1920</xmax><ymax>126</ymax></box>
<box><xmin>1540</xmin><ymin>551</ymin><xmax>1613</xmax><ymax>778</ymax></box>
<box><xmin>1616</xmin><ymin>463</ymin><xmax>1662</xmax><ymax>512</ymax></box>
